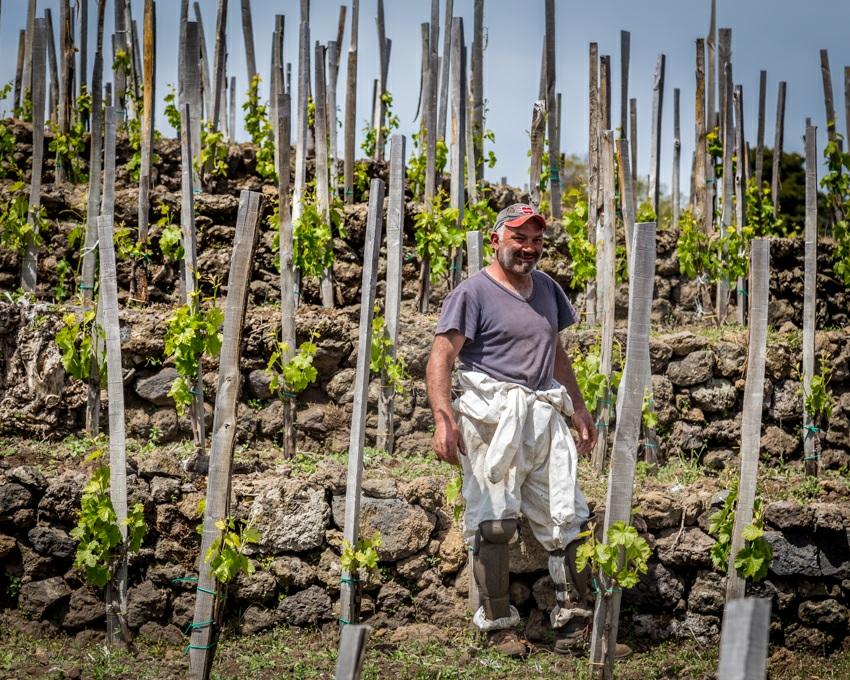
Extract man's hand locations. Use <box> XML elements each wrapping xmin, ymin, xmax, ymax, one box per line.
<box><xmin>571</xmin><ymin>407</ymin><xmax>597</xmax><ymax>455</ymax></box>
<box><xmin>433</xmin><ymin>418</ymin><xmax>465</xmax><ymax>466</ymax></box>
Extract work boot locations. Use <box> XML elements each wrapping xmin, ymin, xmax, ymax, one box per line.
<box><xmin>486</xmin><ymin>628</ymin><xmax>528</xmax><ymax>658</ymax></box>
<box><xmin>552</xmin><ymin>624</ymin><xmax>632</xmax><ymax>659</ymax></box>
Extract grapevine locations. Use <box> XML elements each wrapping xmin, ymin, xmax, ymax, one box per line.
<box><xmin>55</xmin><ymin>310</ymin><xmax>105</xmax><ymax>381</ymax></box>
<box><xmin>205</xmin><ymin>516</ymin><xmax>260</xmax><ymax>584</ymax></box>
<box><xmin>561</xmin><ymin>189</ymin><xmax>596</xmax><ymax>290</ymax></box>
<box><xmin>370</xmin><ymin>310</ymin><xmax>408</xmax><ymax>395</ymax></box>
<box><xmin>707</xmin><ymin>482</ymin><xmax>773</xmax><ymax>581</ymax></box>
<box><xmin>413</xmin><ymin>190</ymin><xmax>462</xmax><ymax>284</ymax></box>
<box><xmin>266</xmin><ymin>338</ymin><xmax>318</xmax><ymax>398</ymax></box>
<box><xmin>820</xmin><ymin>131</ymin><xmax>850</xmax><ymax>285</ymax></box>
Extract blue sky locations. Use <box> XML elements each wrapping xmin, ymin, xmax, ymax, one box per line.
<box><xmin>2</xmin><ymin>0</ymin><xmax>849</xmax><ymax>191</ymax></box>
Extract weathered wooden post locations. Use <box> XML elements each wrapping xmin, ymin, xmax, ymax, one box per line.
<box><xmin>314</xmin><ymin>42</ymin><xmax>334</xmax><ymax>308</ymax></box>
<box><xmin>725</xmin><ymin>238</ymin><xmax>770</xmax><ymax>602</ymax></box>
<box><xmin>101</xmin><ymin>106</ymin><xmax>117</xmax><ymax>217</ymax></box>
<box><xmin>586</xmin><ymin>42</ymin><xmax>599</xmax><ymax>326</ymax></box>
<box><xmin>802</xmin><ymin>124</ymin><xmax>818</xmax><ymax>477</ymax></box>
<box><xmin>372</xmin><ymin>0</ymin><xmax>388</xmax><ymax>161</ymax></box>
<box><xmin>755</xmin><ymin>70</ymin><xmax>767</xmax><ymax>188</ymax></box>
<box><xmin>529</xmin><ymin>101</ymin><xmax>545</xmax><ymax>211</ymax></box>
<box><xmin>335</xmin><ymin>623</ymin><xmax>372</xmax><ymax>680</ymax></box>
<box><xmin>240</xmin><ymin>0</ymin><xmax>256</xmax><ymax>85</ymax></box>
<box><xmin>46</xmin><ymin>9</ymin><xmax>59</xmax><ymax>125</ymax></box>
<box><xmin>14</xmin><ymin>30</ymin><xmax>26</xmax><ymax>113</ymax></box>
<box><xmin>649</xmin><ymin>54</ymin><xmax>666</xmax><ymax>218</ymax></box>
<box><xmin>211</xmin><ymin>0</ymin><xmax>227</xmax><ymax>130</ymax></box>
<box><xmin>327</xmin><ymin>40</ymin><xmax>341</xmax><ymax>196</ymax></box>
<box><xmin>672</xmin><ymin>87</ymin><xmax>681</xmax><ymax>229</ymax></box>
<box><xmin>95</xmin><ymin>213</ymin><xmax>129</xmax><ymax>645</ymax></box>
<box><xmin>466</xmin><ymin>231</ymin><xmax>483</xmax><ymax>276</ymax></box>
<box><xmin>718</xmin><ymin>61</ymin><xmax>734</xmax><ymax>324</ymax></box>
<box><xmin>706</xmin><ymin>0</ymin><xmax>717</xmax><ymax>131</ymax></box>
<box><xmin>470</xmin><ymin>0</ymin><xmax>483</xmax><ymax>182</ymax></box>
<box><xmin>820</xmin><ymin>49</ymin><xmax>838</xmax><ymax>142</ymax></box>
<box><xmin>717</xmin><ymin>598</ymin><xmax>771</xmax><ymax>680</ymax></box>
<box><xmin>600</xmin><ymin>55</ymin><xmax>611</xmax><ymax>131</ymax></box>
<box><xmin>79</xmin><ymin>0</ymin><xmax>89</xmax><ymax>127</ymax></box>
<box><xmin>718</xmin><ymin>28</ymin><xmax>731</xmax><ymax>146</ymax></box>
<box><xmin>113</xmin><ymin>2</ymin><xmax>127</xmax><ymax>111</ymax></box>
<box><xmin>437</xmin><ymin>0</ymin><xmax>453</xmax><ymax>143</ymax></box>
<box><xmin>192</xmin><ymin>3</ymin><xmax>212</xmax><ymax>122</ymax></box>
<box><xmin>135</xmin><ymin>0</ymin><xmax>155</xmax><ymax>304</ymax></box>
<box><xmin>23</xmin><ymin>0</ymin><xmax>37</xmax><ymax>109</ymax></box>
<box><xmin>183</xmin><ymin>21</ymin><xmax>202</xmax><ymax>185</ymax></box>
<box><xmin>188</xmin><ymin>191</ymin><xmax>263</xmax><ymax>680</ymax></box>
<box><xmin>292</xmin><ymin>20</ymin><xmax>309</xmax><ymax>303</ymax></box>
<box><xmin>591</xmin><ymin>130</ymin><xmax>617</xmax><ymax>473</ymax></box>
<box><xmin>734</xmin><ymin>85</ymin><xmax>746</xmax><ymax>326</ymax></box>
<box><xmin>376</xmin><ymin>135</ymin><xmax>405</xmax><ymax>454</ymax></box>
<box><xmin>339</xmin><ymin>179</ymin><xmax>386</xmax><ymax>627</ymax></box>
<box><xmin>21</xmin><ymin>17</ymin><xmax>46</xmax><ymax>293</ymax></box>
<box><xmin>180</xmin><ymin>103</ymin><xmax>206</xmax><ymax>454</ymax></box>
<box><xmin>629</xmin><ymin>98</ymin><xmax>638</xmax><ymax>209</ymax></box>
<box><xmin>343</xmin><ymin>0</ymin><xmax>359</xmax><ymax>204</ymax></box>
<box><xmin>544</xmin><ymin>0</ymin><xmax>560</xmax><ymax>219</ymax></box>
<box><xmin>620</xmin><ymin>30</ymin><xmax>629</xmax><ymax>137</ymax></box>
<box><xmin>275</xmin><ymin>87</ymin><xmax>296</xmax><ymax>457</ymax></box>
<box><xmin>616</xmin><ymin>139</ymin><xmax>635</xmax><ymax>276</ymax></box>
<box><xmin>588</xmin><ymin>221</ymin><xmax>656</xmax><ymax>678</ymax></box>
<box><xmin>771</xmin><ymin>81</ymin><xmax>786</xmax><ymax>216</ymax></box>
<box><xmin>58</xmin><ymin>0</ymin><xmax>73</xmax><ymax>168</ymax></box>
<box><xmin>449</xmin><ymin>16</ymin><xmax>466</xmax><ymax>287</ymax></box>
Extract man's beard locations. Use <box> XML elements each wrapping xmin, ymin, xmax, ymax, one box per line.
<box><xmin>497</xmin><ymin>247</ymin><xmax>540</xmax><ymax>275</ymax></box>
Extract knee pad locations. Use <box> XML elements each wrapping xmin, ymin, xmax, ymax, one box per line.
<box><xmin>473</xmin><ymin>519</ymin><xmax>518</xmax><ymax>622</ymax></box>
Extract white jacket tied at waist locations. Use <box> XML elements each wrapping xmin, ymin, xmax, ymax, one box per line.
<box><xmin>454</xmin><ymin>370</ymin><xmax>579</xmax><ymax>526</ymax></box>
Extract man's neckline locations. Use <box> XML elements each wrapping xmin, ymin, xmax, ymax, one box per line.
<box><xmin>481</xmin><ymin>268</ymin><xmax>536</xmax><ymax>302</ymax></box>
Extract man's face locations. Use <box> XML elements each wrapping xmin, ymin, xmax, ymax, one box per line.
<box><xmin>491</xmin><ymin>221</ymin><xmax>545</xmax><ymax>276</ymax></box>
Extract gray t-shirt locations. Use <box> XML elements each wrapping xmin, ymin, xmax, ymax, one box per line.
<box><xmin>435</xmin><ymin>269</ymin><xmax>578</xmax><ymax>390</ymax></box>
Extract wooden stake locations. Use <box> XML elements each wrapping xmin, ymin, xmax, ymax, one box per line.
<box><xmin>694</xmin><ymin>39</ymin><xmax>708</xmax><ymax>233</ymax></box>
<box><xmin>820</xmin><ymin>49</ymin><xmax>838</xmax><ymax>142</ymax></box>
<box><xmin>292</xmin><ymin>20</ymin><xmax>309</xmax><ymax>245</ymax></box>
<box><xmin>755</xmin><ymin>70</ymin><xmax>767</xmax><ymax>188</ymax></box>
<box><xmin>529</xmin><ymin>101</ymin><xmax>545</xmax><ymax>212</ymax></box>
<box><xmin>113</xmin><ymin>1</ymin><xmax>127</xmax><ymax>111</ymax></box>
<box><xmin>314</xmin><ymin>42</ymin><xmax>334</xmax><ymax>308</ymax></box>
<box><xmin>717</xmin><ymin>598</ymin><xmax>771</xmax><ymax>680</ymax></box>
<box><xmin>79</xmin><ymin>0</ymin><xmax>88</xmax><ymax>124</ymax></box>
<box><xmin>23</xmin><ymin>0</ymin><xmax>37</xmax><ymax>107</ymax></box>
<box><xmin>649</xmin><ymin>54</ymin><xmax>666</xmax><ymax>217</ymax></box>
<box><xmin>241</xmin><ymin>0</ymin><xmax>256</xmax><ymax>84</ymax></box>
<box><xmin>189</xmin><ymin>191</ymin><xmax>263</xmax><ymax>680</ymax></box>
<box><xmin>376</xmin><ymin>135</ymin><xmax>406</xmax><ymax>454</ymax></box>
<box><xmin>343</xmin><ymin>0</ymin><xmax>359</xmax><ymax>204</ymax></box>
<box><xmin>14</xmin><ymin>30</ymin><xmax>25</xmax><ymax>114</ymax></box>
<box><xmin>725</xmin><ymin>239</ymin><xmax>770</xmax><ymax>602</ymax></box>
<box><xmin>46</xmin><ymin>9</ymin><xmax>59</xmax><ymax>125</ymax></box>
<box><xmin>211</xmin><ymin>0</ymin><xmax>228</xmax><ymax>130</ymax></box>
<box><xmin>616</xmin><ymin>139</ymin><xmax>635</xmax><ymax>272</ymax></box>
<box><xmin>437</xmin><ymin>0</ymin><xmax>453</xmax><ymax>143</ymax></box>
<box><xmin>335</xmin><ymin>624</ymin><xmax>372</xmax><ymax>680</ymax></box>
<box><xmin>586</xmin><ymin>43</ymin><xmax>599</xmax><ymax>327</ymax></box>
<box><xmin>629</xmin><ymin>98</ymin><xmax>637</xmax><ymax>209</ymax></box>
<box><xmin>771</xmin><ymin>82</ymin><xmax>786</xmax><ymax>217</ymax></box>
<box><xmin>734</xmin><ymin>85</ymin><xmax>746</xmax><ymax>326</ymax></box>
<box><xmin>672</xmin><ymin>87</ymin><xmax>681</xmax><ymax>229</ymax></box>
<box><xmin>21</xmin><ymin>17</ymin><xmax>46</xmax><ymax>293</ymax></box>
<box><xmin>192</xmin><ymin>2</ymin><xmax>213</xmax><ymax>123</ymax></box>
<box><xmin>706</xmin><ymin>0</ymin><xmax>717</xmax><ymax>131</ymax></box>
<box><xmin>471</xmin><ymin>0</ymin><xmax>483</xmax><ymax>182</ymax></box>
<box><xmin>544</xmin><ymin>0</ymin><xmax>560</xmax><ymax>219</ymax></box>
<box><xmin>591</xmin><ymin>130</ymin><xmax>617</xmax><ymax>474</ymax></box>
<box><xmin>184</xmin><ymin>22</ymin><xmax>202</xmax><ymax>188</ymax></box>
<box><xmin>718</xmin><ymin>60</ymin><xmax>734</xmax><ymax>324</ymax></box>
<box><xmin>373</xmin><ymin>0</ymin><xmax>388</xmax><ymax>161</ymax></box>
<box><xmin>718</xmin><ymin>28</ymin><xmax>731</xmax><ymax>146</ymax></box>
<box><xmin>135</xmin><ymin>0</ymin><xmax>155</xmax><ymax>304</ymax></box>
<box><xmin>588</xmin><ymin>221</ymin><xmax>656</xmax><ymax>678</ymax></box>
<box><xmin>466</xmin><ymin>231</ymin><xmax>482</xmax><ymax>275</ymax></box>
<box><xmin>449</xmin><ymin>17</ymin><xmax>466</xmax><ymax>287</ymax></box>
<box><xmin>600</xmin><ymin>55</ymin><xmax>611</xmax><ymax>131</ymax></box>
<box><xmin>339</xmin><ymin>179</ymin><xmax>386</xmax><ymax>626</ymax></box>
<box><xmin>802</xmin><ymin>124</ymin><xmax>818</xmax><ymax>478</ymax></box>
<box><xmin>229</xmin><ymin>76</ymin><xmax>236</xmax><ymax>143</ymax></box>
<box><xmin>620</xmin><ymin>30</ymin><xmax>629</xmax><ymax>137</ymax></box>
<box><xmin>328</xmin><ymin>40</ymin><xmax>340</xmax><ymax>196</ymax></box>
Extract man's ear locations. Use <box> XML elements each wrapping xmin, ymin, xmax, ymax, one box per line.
<box><xmin>489</xmin><ymin>231</ymin><xmax>499</xmax><ymax>249</ymax></box>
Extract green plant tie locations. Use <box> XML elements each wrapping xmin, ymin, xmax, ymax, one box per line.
<box><xmin>803</xmin><ymin>424</ymin><xmax>821</xmax><ymax>440</ymax></box>
<box><xmin>340</xmin><ymin>576</ymin><xmax>359</xmax><ymax>585</ymax></box>
<box><xmin>171</xmin><ymin>577</ymin><xmax>198</xmax><ymax>584</ymax></box>
<box><xmin>706</xmin><ymin>177</ymin><xmax>715</xmax><ymax>185</ymax></box>
<box><xmin>737</xmin><ymin>287</ymin><xmax>748</xmax><ymax>296</ymax></box>
<box><xmin>184</xmin><ymin>641</ymin><xmax>217</xmax><ymax>654</ymax></box>
<box><xmin>338</xmin><ymin>617</ymin><xmax>352</xmax><ymax>625</ymax></box>
<box><xmin>595</xmin><ymin>419</ymin><xmax>608</xmax><ymax>430</ymax></box>
<box><xmin>197</xmin><ymin>586</ymin><xmax>217</xmax><ymax>596</ymax></box>
<box><xmin>184</xmin><ymin>619</ymin><xmax>214</xmax><ymax>634</ymax></box>
<box><xmin>282</xmin><ymin>390</ymin><xmax>298</xmax><ymax>399</ymax></box>
<box><xmin>803</xmin><ymin>454</ymin><xmax>821</xmax><ymax>461</ymax></box>
<box><xmin>193</xmin><ymin>187</ymin><xmax>202</xmax><ymax>195</ymax></box>
<box><xmin>78</xmin><ymin>283</ymin><xmax>94</xmax><ymax>290</ymax></box>
<box><xmin>189</xmin><ymin>387</ymin><xmax>200</xmax><ymax>396</ymax></box>
<box><xmin>644</xmin><ymin>442</ymin><xmax>658</xmax><ymax>448</ymax></box>
<box><xmin>345</xmin><ymin>189</ymin><xmax>354</xmax><ymax>196</ymax></box>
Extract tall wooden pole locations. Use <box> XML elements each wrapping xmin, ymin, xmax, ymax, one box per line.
<box><xmin>449</xmin><ymin>17</ymin><xmax>466</xmax><ymax>288</ymax></box>
<box><xmin>544</xmin><ymin>0</ymin><xmax>560</xmax><ymax>219</ymax></box>
<box><xmin>184</xmin><ymin>22</ymin><xmax>202</xmax><ymax>189</ymax></box>
<box><xmin>21</xmin><ymin>18</ymin><xmax>46</xmax><ymax>293</ymax></box>
<box><xmin>586</xmin><ymin>42</ymin><xmax>599</xmax><ymax>327</ymax></box>
<box><xmin>46</xmin><ymin>9</ymin><xmax>59</xmax><ymax>125</ymax></box>
<box><xmin>725</xmin><ymin>239</ymin><xmax>770</xmax><ymax>602</ymax></box>
<box><xmin>717</xmin><ymin>598</ymin><xmax>772</xmax><ymax>680</ymax></box>
<box><xmin>734</xmin><ymin>85</ymin><xmax>746</xmax><ymax>326</ymax></box>
<box><xmin>327</xmin><ymin>40</ymin><xmax>341</xmax><ymax>196</ymax></box>
<box><xmin>189</xmin><ymin>191</ymin><xmax>263</xmax><ymax>680</ymax></box>
<box><xmin>23</xmin><ymin>0</ymin><xmax>37</xmax><ymax>108</ymax></box>
<box><xmin>630</xmin><ymin>98</ymin><xmax>637</xmax><ymax>209</ymax></box>
<box><xmin>802</xmin><ymin>125</ymin><xmax>818</xmax><ymax>478</ymax></box>
<box><xmin>706</xmin><ymin>0</ymin><xmax>717</xmax><ymax>131</ymax></box>
<box><xmin>588</xmin><ymin>221</ymin><xmax>656</xmax><ymax>678</ymax></box>
<box><xmin>241</xmin><ymin>0</ymin><xmax>256</xmax><ymax>85</ymax></box>
<box><xmin>591</xmin><ymin>130</ymin><xmax>617</xmax><ymax>473</ymax></box>
<box><xmin>694</xmin><ymin>39</ymin><xmax>708</xmax><ymax>234</ymax></box>
<box><xmin>14</xmin><ymin>30</ymin><xmax>25</xmax><ymax>114</ymax></box>
<box><xmin>135</xmin><ymin>0</ymin><xmax>155</xmax><ymax>304</ymax></box>
<box><xmin>293</xmin><ymin>21</ymin><xmax>309</xmax><ymax>247</ymax></box>
<box><xmin>649</xmin><ymin>54</ymin><xmax>666</xmax><ymax>217</ymax></box>
<box><xmin>192</xmin><ymin>3</ymin><xmax>212</xmax><ymax>123</ymax></box>
<box><xmin>376</xmin><ymin>135</ymin><xmax>406</xmax><ymax>454</ymax></box>
<box><xmin>771</xmin><ymin>82</ymin><xmax>786</xmax><ymax>217</ymax></box>
<box><xmin>78</xmin><ymin>0</ymin><xmax>88</xmax><ymax>125</ymax></box>
<box><xmin>718</xmin><ymin>28</ymin><xmax>731</xmax><ymax>147</ymax></box>
<box><xmin>372</xmin><ymin>0</ymin><xmax>388</xmax><ymax>161</ymax></box>
<box><xmin>314</xmin><ymin>43</ymin><xmax>334</xmax><ymax>308</ymax></box>
<box><xmin>339</xmin><ymin>180</ymin><xmax>386</xmax><ymax>626</ymax></box>
<box><xmin>617</xmin><ymin>139</ymin><xmax>635</xmax><ymax>272</ymax></box>
<box><xmin>755</xmin><ymin>70</ymin><xmax>767</xmax><ymax>188</ymax></box>
<box><xmin>211</xmin><ymin>0</ymin><xmax>228</xmax><ymax>130</ymax></box>
<box><xmin>672</xmin><ymin>87</ymin><xmax>681</xmax><ymax>229</ymax></box>
<box><xmin>718</xmin><ymin>60</ymin><xmax>734</xmax><ymax>324</ymax></box>
<box><xmin>113</xmin><ymin>0</ymin><xmax>126</xmax><ymax>111</ymax></box>
<box><xmin>820</xmin><ymin>49</ymin><xmax>838</xmax><ymax>142</ymax></box>
<box><xmin>437</xmin><ymin>0</ymin><xmax>453</xmax><ymax>143</ymax></box>
<box><xmin>55</xmin><ymin>1</ymin><xmax>72</xmax><ymax>183</ymax></box>
<box><xmin>471</xmin><ymin>0</ymin><xmax>483</xmax><ymax>182</ymax></box>
<box><xmin>343</xmin><ymin>0</ymin><xmax>359</xmax><ymax>204</ymax></box>
<box><xmin>600</xmin><ymin>55</ymin><xmax>611</xmax><ymax>131</ymax></box>
<box><xmin>620</xmin><ymin>30</ymin><xmax>629</xmax><ymax>138</ymax></box>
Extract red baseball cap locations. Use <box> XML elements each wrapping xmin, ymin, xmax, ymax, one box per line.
<box><xmin>493</xmin><ymin>203</ymin><xmax>547</xmax><ymax>232</ymax></box>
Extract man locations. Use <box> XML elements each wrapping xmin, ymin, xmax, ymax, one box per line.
<box><xmin>426</xmin><ymin>203</ymin><xmax>620</xmax><ymax>658</ymax></box>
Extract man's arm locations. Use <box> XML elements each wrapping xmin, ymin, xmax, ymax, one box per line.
<box><xmin>554</xmin><ymin>340</ymin><xmax>598</xmax><ymax>455</ymax></box>
<box><xmin>425</xmin><ymin>330</ymin><xmax>467</xmax><ymax>465</ymax></box>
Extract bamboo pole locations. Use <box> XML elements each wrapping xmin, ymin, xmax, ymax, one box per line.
<box><xmin>802</xmin><ymin>125</ymin><xmax>818</xmax><ymax>478</ymax></box>
<box><xmin>96</xmin><ymin>213</ymin><xmax>130</xmax><ymax>645</ymax></box>
<box><xmin>471</xmin><ymin>0</ymin><xmax>483</xmax><ymax>182</ymax></box>
<box><xmin>437</xmin><ymin>0</ymin><xmax>453</xmax><ymax>143</ymax></box>
<box><xmin>649</xmin><ymin>54</ymin><xmax>666</xmax><ymax>217</ymax></box>
<box><xmin>46</xmin><ymin>9</ymin><xmax>59</xmax><ymax>125</ymax></box>
<box><xmin>376</xmin><ymin>135</ymin><xmax>406</xmax><ymax>454</ymax></box>
<box><xmin>192</xmin><ymin>3</ymin><xmax>212</xmax><ymax>123</ymax></box>
<box><xmin>339</xmin><ymin>179</ymin><xmax>386</xmax><ymax>626</ymax></box>
<box><xmin>241</xmin><ymin>0</ymin><xmax>256</xmax><ymax>84</ymax></box>
<box><xmin>343</xmin><ymin>0</ymin><xmax>359</xmax><ymax>204</ymax></box>
<box><xmin>734</xmin><ymin>85</ymin><xmax>746</xmax><ymax>327</ymax></box>
<box><xmin>211</xmin><ymin>0</ymin><xmax>228</xmax><ymax>130</ymax></box>
<box><xmin>586</xmin><ymin>42</ymin><xmax>599</xmax><ymax>327</ymax></box>
<box><xmin>672</xmin><ymin>87</ymin><xmax>681</xmax><ymax>229</ymax></box>
<box><xmin>180</xmin><ymin>102</ymin><xmax>205</xmax><ymax>454</ymax></box>
<box><xmin>591</xmin><ymin>130</ymin><xmax>617</xmax><ymax>474</ymax></box>
<box><xmin>588</xmin><ymin>221</ymin><xmax>656</xmax><ymax>679</ymax></box>
<box><xmin>188</xmin><ymin>190</ymin><xmax>263</xmax><ymax>680</ymax></box>
<box><xmin>315</xmin><ymin>43</ymin><xmax>334</xmax><ymax>308</ymax></box>
<box><xmin>135</xmin><ymin>0</ymin><xmax>155</xmax><ymax>305</ymax></box>
<box><xmin>372</xmin><ymin>0</ymin><xmax>388</xmax><ymax>161</ymax></box>
<box><xmin>755</xmin><ymin>70</ymin><xmax>767</xmax><ymax>189</ymax></box>
<box><xmin>21</xmin><ymin>17</ymin><xmax>46</xmax><ymax>293</ymax></box>
<box><xmin>620</xmin><ymin>30</ymin><xmax>629</xmax><ymax>137</ymax></box>
<box><xmin>276</xmin><ymin>87</ymin><xmax>296</xmax><ymax>458</ymax></box>
<box><xmin>725</xmin><ymin>239</ymin><xmax>770</xmax><ymax>602</ymax></box>
<box><xmin>771</xmin><ymin>82</ymin><xmax>786</xmax><ymax>217</ymax></box>
<box><xmin>544</xmin><ymin>0</ymin><xmax>560</xmax><ymax>219</ymax></box>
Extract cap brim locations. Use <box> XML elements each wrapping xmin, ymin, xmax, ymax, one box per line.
<box><xmin>504</xmin><ymin>214</ymin><xmax>547</xmax><ymax>230</ymax></box>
